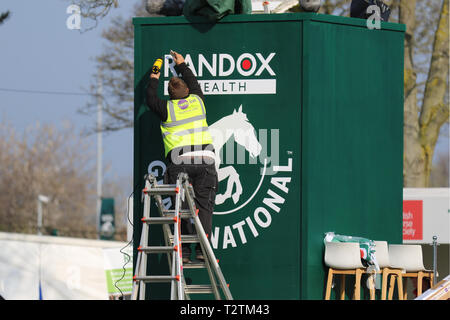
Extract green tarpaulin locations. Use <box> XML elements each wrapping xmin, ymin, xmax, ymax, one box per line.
<box><xmin>324</xmin><ymin>232</ymin><xmax>379</xmax><ymax>270</ymax></box>
<box><xmin>183</xmin><ymin>0</ymin><xmax>252</xmax><ymax>21</ymax></box>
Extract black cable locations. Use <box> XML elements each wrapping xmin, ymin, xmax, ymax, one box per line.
<box><xmin>114</xmin><ymin>181</ymin><xmax>140</xmax><ymax>300</ymax></box>
<box><xmin>114</xmin><ymin>238</ymin><xmax>132</xmax><ymax>299</ymax></box>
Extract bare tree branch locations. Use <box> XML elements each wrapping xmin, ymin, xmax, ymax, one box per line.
<box><xmin>80</xmin><ymin>1</ymin><xmax>150</xmax><ymax>133</ymax></box>
<box><xmin>64</xmin><ymin>0</ymin><xmax>119</xmax><ymax>31</ymax></box>
<box><xmin>0</xmin><ymin>10</ymin><xmax>10</xmax><ymax>25</ymax></box>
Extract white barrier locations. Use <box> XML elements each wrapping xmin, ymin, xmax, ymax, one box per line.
<box><xmin>0</xmin><ymin>232</ymin><xmax>131</xmax><ymax>300</ymax></box>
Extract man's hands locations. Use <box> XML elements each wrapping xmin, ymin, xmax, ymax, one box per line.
<box><xmin>170</xmin><ymin>50</ymin><xmax>185</xmax><ymax>65</ymax></box>
<box><xmin>150</xmin><ymin>51</ymin><xmax>184</xmax><ymax>80</ymax></box>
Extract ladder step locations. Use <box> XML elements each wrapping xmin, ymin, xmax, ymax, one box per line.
<box><xmin>163</xmin><ymin>209</ymin><xmax>192</xmax><ymax>218</ymax></box>
<box><xmin>183</xmin><ymin>261</ymin><xmax>206</xmax><ymax>269</ymax></box>
<box><xmin>141</xmin><ymin>217</ymin><xmax>177</xmax><ymax>224</ymax></box>
<box><xmin>184</xmin><ymin>284</ymin><xmax>213</xmax><ymax>294</ymax></box>
<box><xmin>181</xmin><ymin>235</ymin><xmax>200</xmax><ymax>243</ymax></box>
<box><xmin>141</xmin><ymin>213</ymin><xmax>191</xmax><ymax>224</ymax></box>
<box><xmin>144</xmin><ymin>186</ymin><xmax>179</xmax><ymax>195</ymax></box>
<box><xmin>134</xmin><ymin>275</ymin><xmax>179</xmax><ymax>283</ymax></box>
<box><xmin>169</xmin><ymin>235</ymin><xmax>200</xmax><ymax>244</ymax></box>
<box><xmin>138</xmin><ymin>246</ymin><xmax>177</xmax><ymax>254</ymax></box>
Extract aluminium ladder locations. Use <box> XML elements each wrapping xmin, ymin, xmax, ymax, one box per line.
<box><xmin>131</xmin><ymin>173</ymin><xmax>233</xmax><ymax>300</ymax></box>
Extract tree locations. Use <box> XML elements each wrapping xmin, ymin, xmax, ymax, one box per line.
<box><xmin>0</xmin><ymin>120</ymin><xmax>98</xmax><ymax>237</ymax></box>
<box><xmin>80</xmin><ymin>1</ymin><xmax>150</xmax><ymax>132</ymax></box>
<box><xmin>401</xmin><ymin>0</ymin><xmax>449</xmax><ymax>187</ymax></box>
<box><xmin>0</xmin><ymin>118</ymin><xmax>134</xmax><ymax>240</ymax></box>
<box><xmin>69</xmin><ymin>0</ymin><xmax>119</xmax><ymax>31</ymax></box>
<box><xmin>429</xmin><ymin>150</ymin><xmax>449</xmax><ymax>187</ymax></box>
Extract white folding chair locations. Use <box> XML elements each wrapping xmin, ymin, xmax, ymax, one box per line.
<box><xmin>373</xmin><ymin>241</ymin><xmax>404</xmax><ymax>300</ymax></box>
<box><xmin>388</xmin><ymin>244</ymin><xmax>434</xmax><ymax>299</ymax></box>
<box><xmin>324</xmin><ymin>242</ymin><xmax>366</xmax><ymax>300</ymax></box>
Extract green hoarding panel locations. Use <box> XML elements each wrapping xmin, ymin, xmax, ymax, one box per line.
<box><xmin>133</xmin><ymin>13</ymin><xmax>405</xmax><ymax>300</ymax></box>
<box><xmin>100</xmin><ymin>198</ymin><xmax>115</xmax><ymax>240</ymax></box>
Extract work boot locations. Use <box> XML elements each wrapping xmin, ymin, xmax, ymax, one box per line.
<box><xmin>182</xmin><ymin>256</ymin><xmax>191</xmax><ymax>264</ymax></box>
<box><xmin>195</xmin><ymin>249</ymin><xmax>204</xmax><ymax>261</ymax></box>
<box><xmin>195</xmin><ymin>254</ymin><xmax>204</xmax><ymax>261</ymax></box>
<box><xmin>182</xmin><ymin>244</ymin><xmax>191</xmax><ymax>263</ymax></box>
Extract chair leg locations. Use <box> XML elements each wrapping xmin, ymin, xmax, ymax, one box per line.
<box><xmin>340</xmin><ymin>274</ymin><xmax>346</xmax><ymax>300</ymax></box>
<box><xmin>381</xmin><ymin>269</ymin><xmax>388</xmax><ymax>300</ymax></box>
<box><xmin>325</xmin><ymin>268</ymin><xmax>334</xmax><ymax>300</ymax></box>
<box><xmin>397</xmin><ymin>274</ymin><xmax>404</xmax><ymax>300</ymax></box>
<box><xmin>417</xmin><ymin>272</ymin><xmax>423</xmax><ymax>296</ymax></box>
<box><xmin>354</xmin><ymin>269</ymin><xmax>362</xmax><ymax>300</ymax></box>
<box><xmin>403</xmin><ymin>278</ymin><xmax>408</xmax><ymax>300</ymax></box>
<box><xmin>388</xmin><ymin>275</ymin><xmax>396</xmax><ymax>300</ymax></box>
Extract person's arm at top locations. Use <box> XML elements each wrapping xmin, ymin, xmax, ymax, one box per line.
<box><xmin>146</xmin><ymin>72</ymin><xmax>168</xmax><ymax>121</ymax></box>
<box><xmin>171</xmin><ymin>51</ymin><xmax>204</xmax><ymax>101</ymax></box>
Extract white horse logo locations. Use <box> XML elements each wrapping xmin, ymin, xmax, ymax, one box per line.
<box><xmin>209</xmin><ymin>105</ymin><xmax>262</xmax><ymax>205</ymax></box>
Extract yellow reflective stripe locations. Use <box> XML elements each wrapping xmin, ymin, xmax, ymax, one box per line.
<box><xmin>167</xmin><ymin>100</ymin><xmax>177</xmax><ymax>122</ymax></box>
<box><xmin>161</xmin><ymin>114</ymin><xmax>206</xmax><ymax>128</ymax></box>
<box><xmin>162</xmin><ymin>129</ymin><xmax>213</xmax><ymax>157</ymax></box>
<box><xmin>172</xmin><ymin>126</ymin><xmax>209</xmax><ymax>136</ymax></box>
<box><xmin>191</xmin><ymin>94</ymin><xmax>206</xmax><ymax>115</ymax></box>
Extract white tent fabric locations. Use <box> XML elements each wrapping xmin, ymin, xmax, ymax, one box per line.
<box><xmin>0</xmin><ymin>239</ymin><xmax>40</xmax><ymax>300</ymax></box>
<box><xmin>39</xmin><ymin>244</ymin><xmax>108</xmax><ymax>300</ymax></box>
<box><xmin>0</xmin><ymin>232</ymin><xmax>129</xmax><ymax>300</ymax></box>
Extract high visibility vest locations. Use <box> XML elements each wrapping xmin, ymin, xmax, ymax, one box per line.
<box><xmin>161</xmin><ymin>94</ymin><xmax>213</xmax><ymax>157</ymax></box>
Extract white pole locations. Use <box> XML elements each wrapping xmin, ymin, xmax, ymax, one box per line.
<box><xmin>37</xmin><ymin>199</ymin><xmax>43</xmax><ymax>236</ymax></box>
<box><xmin>37</xmin><ymin>195</ymin><xmax>49</xmax><ymax>236</ymax></box>
<box><xmin>127</xmin><ymin>196</ymin><xmax>134</xmax><ymax>242</ymax></box>
<box><xmin>97</xmin><ymin>70</ymin><xmax>103</xmax><ymax>238</ymax></box>
<box><xmin>432</xmin><ymin>236</ymin><xmax>438</xmax><ymax>285</ymax></box>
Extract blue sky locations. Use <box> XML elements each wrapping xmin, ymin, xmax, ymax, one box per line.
<box><xmin>0</xmin><ymin>0</ymin><xmax>138</xmax><ymax>187</ymax></box>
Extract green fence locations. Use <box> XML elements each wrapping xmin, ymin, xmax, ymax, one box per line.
<box><xmin>133</xmin><ymin>13</ymin><xmax>405</xmax><ymax>299</ymax></box>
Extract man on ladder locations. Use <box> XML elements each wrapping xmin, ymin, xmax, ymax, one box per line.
<box><xmin>146</xmin><ymin>50</ymin><xmax>218</xmax><ymax>264</ymax></box>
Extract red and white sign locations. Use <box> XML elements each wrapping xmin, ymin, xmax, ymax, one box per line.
<box><xmin>403</xmin><ymin>200</ymin><xmax>423</xmax><ymax>240</ymax></box>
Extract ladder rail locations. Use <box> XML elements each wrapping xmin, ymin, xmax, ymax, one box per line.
<box><xmin>172</xmin><ymin>176</ymin><xmax>184</xmax><ymax>300</ymax></box>
<box><xmin>182</xmin><ymin>178</ymin><xmax>234</xmax><ymax>300</ymax></box>
<box><xmin>200</xmin><ymin>239</ymin><xmax>222</xmax><ymax>299</ymax></box>
<box><xmin>170</xmin><ymin>250</ymin><xmax>177</xmax><ymax>300</ymax></box>
<box><xmin>131</xmin><ymin>242</ymin><xmax>142</xmax><ymax>300</ymax></box>
<box><xmin>139</xmin><ymin>179</ymin><xmax>152</xmax><ymax>300</ymax></box>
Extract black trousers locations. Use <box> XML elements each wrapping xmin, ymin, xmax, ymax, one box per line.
<box><xmin>164</xmin><ymin>159</ymin><xmax>218</xmax><ymax>257</ymax></box>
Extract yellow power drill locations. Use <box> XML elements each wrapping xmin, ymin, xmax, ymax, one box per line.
<box><xmin>152</xmin><ymin>57</ymin><xmax>163</xmax><ymax>74</ymax></box>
